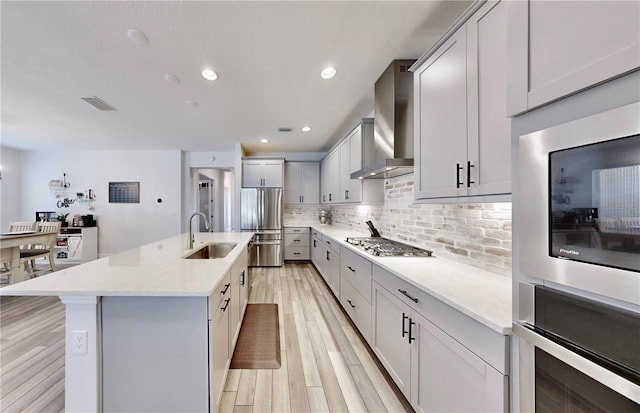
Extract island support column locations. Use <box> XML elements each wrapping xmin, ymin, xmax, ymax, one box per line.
<box><xmin>60</xmin><ymin>296</ymin><xmax>101</xmax><ymax>412</ymax></box>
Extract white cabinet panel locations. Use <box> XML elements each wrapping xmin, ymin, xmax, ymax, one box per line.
<box><xmin>507</xmin><ymin>0</ymin><xmax>640</xmax><ymax>115</ymax></box>
<box><xmin>285</xmin><ymin>162</ymin><xmax>319</xmax><ymax>204</ymax></box>
<box><xmin>242</xmin><ymin>159</ymin><xmax>283</xmax><ymax>187</ymax></box>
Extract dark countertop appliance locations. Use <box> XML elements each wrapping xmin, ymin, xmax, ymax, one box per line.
<box><xmin>346</xmin><ymin>237</ymin><xmax>433</xmax><ymax>257</ymax></box>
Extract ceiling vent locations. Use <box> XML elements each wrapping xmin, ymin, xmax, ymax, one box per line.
<box><xmin>278</xmin><ymin>127</ymin><xmax>293</xmax><ymax>132</ymax></box>
<box><xmin>81</xmin><ymin>97</ymin><xmax>117</xmax><ymax>111</ymax></box>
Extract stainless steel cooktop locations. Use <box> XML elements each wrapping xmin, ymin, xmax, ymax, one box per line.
<box><xmin>345</xmin><ymin>237</ymin><xmax>433</xmax><ymax>257</ymax></box>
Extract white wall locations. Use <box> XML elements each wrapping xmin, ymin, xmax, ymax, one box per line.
<box><xmin>19</xmin><ymin>150</ymin><xmax>182</xmax><ymax>256</ymax></box>
<box><xmin>0</xmin><ymin>146</ymin><xmax>24</xmax><ymax>231</ymax></box>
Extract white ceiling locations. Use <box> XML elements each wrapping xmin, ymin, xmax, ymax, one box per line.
<box><xmin>1</xmin><ymin>1</ymin><xmax>471</xmax><ymax>154</ymax></box>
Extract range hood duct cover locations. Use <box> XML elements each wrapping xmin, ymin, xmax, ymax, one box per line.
<box><xmin>351</xmin><ymin>60</ymin><xmax>415</xmax><ymax>180</ymax></box>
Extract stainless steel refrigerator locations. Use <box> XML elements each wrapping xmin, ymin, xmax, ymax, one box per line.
<box><xmin>240</xmin><ymin>187</ymin><xmax>283</xmax><ymax>266</ymax></box>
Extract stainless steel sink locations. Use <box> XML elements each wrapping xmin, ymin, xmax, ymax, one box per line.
<box><xmin>184</xmin><ymin>243</ymin><xmax>237</xmax><ymax>259</ymax></box>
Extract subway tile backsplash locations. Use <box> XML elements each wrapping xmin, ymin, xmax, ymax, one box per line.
<box><xmin>284</xmin><ymin>173</ymin><xmax>512</xmax><ymax>277</ymax></box>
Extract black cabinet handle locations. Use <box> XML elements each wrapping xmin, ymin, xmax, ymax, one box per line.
<box><xmin>240</xmin><ymin>270</ymin><xmax>245</xmax><ymax>286</ymax></box>
<box><xmin>467</xmin><ymin>161</ymin><xmax>475</xmax><ymax>187</ymax></box>
<box><xmin>347</xmin><ymin>265</ymin><xmax>355</xmax><ymax>272</ymax></box>
<box><xmin>301</xmin><ymin>195</ymin><xmax>304</xmax><ymax>203</ymax></box>
<box><xmin>293</xmin><ymin>252</ymin><xmax>301</xmax><ymax>256</ymax></box>
<box><xmin>293</xmin><ymin>239</ymin><xmax>301</xmax><ymax>242</ymax></box>
<box><xmin>408</xmin><ymin>319</ymin><xmax>416</xmax><ymax>343</ymax></box>
<box><xmin>456</xmin><ymin>163</ymin><xmax>464</xmax><ymax>188</ymax></box>
<box><xmin>326</xmin><ymin>251</ymin><xmax>330</xmax><ymax>261</ymax></box>
<box><xmin>323</xmin><ymin>194</ymin><xmax>326</xmax><ymax>202</ymax></box>
<box><xmin>347</xmin><ymin>299</ymin><xmax>356</xmax><ymax>309</ymax></box>
<box><xmin>329</xmin><ymin>193</ymin><xmax>332</xmax><ymax>201</ymax></box>
<box><xmin>398</xmin><ymin>289</ymin><xmax>419</xmax><ymax>303</ymax></box>
<box><xmin>221</xmin><ymin>283</ymin><xmax>231</xmax><ymax>295</ymax></box>
<box><xmin>402</xmin><ymin>312</ymin><xmax>409</xmax><ymax>337</ymax></box>
<box><xmin>345</xmin><ymin>189</ymin><xmax>349</xmax><ymax>199</ymax></box>
<box><xmin>221</xmin><ymin>298</ymin><xmax>230</xmax><ymax>312</ymax></box>
<box><xmin>313</xmin><ymin>239</ymin><xmax>317</xmax><ymax>247</ymax></box>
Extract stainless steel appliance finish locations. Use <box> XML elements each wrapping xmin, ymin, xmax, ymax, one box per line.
<box><xmin>241</xmin><ymin>188</ymin><xmax>283</xmax><ymax>267</ymax></box>
<box><xmin>518</xmin><ymin>102</ymin><xmax>640</xmax><ymax>305</ymax></box>
<box><xmin>345</xmin><ymin>237</ymin><xmax>433</xmax><ymax>257</ymax></box>
<box><xmin>515</xmin><ymin>283</ymin><xmax>640</xmax><ymax>411</ymax></box>
<box><xmin>351</xmin><ymin>60</ymin><xmax>416</xmax><ymax>180</ymax></box>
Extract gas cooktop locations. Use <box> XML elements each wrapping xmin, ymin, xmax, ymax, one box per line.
<box><xmin>345</xmin><ymin>237</ymin><xmax>433</xmax><ymax>257</ymax></box>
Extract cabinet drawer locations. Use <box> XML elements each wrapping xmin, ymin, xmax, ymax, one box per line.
<box><xmin>321</xmin><ymin>235</ymin><xmax>340</xmax><ymax>254</ymax></box>
<box><xmin>340</xmin><ymin>247</ymin><xmax>372</xmax><ymax>301</ymax></box>
<box><xmin>340</xmin><ymin>277</ymin><xmax>372</xmax><ymax>343</ymax></box>
<box><xmin>284</xmin><ymin>246</ymin><xmax>310</xmax><ymax>260</ymax></box>
<box><xmin>284</xmin><ymin>233</ymin><xmax>310</xmax><ymax>247</ymax></box>
<box><xmin>311</xmin><ymin>229</ymin><xmax>320</xmax><ymax>238</ymax></box>
<box><xmin>209</xmin><ymin>272</ymin><xmax>231</xmax><ymax>319</ymax></box>
<box><xmin>285</xmin><ymin>227</ymin><xmax>310</xmax><ymax>234</ymax></box>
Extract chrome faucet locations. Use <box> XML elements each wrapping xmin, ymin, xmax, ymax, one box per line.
<box><xmin>188</xmin><ymin>212</ymin><xmax>210</xmax><ymax>249</ymax></box>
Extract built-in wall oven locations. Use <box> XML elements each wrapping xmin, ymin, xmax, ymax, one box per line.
<box><xmin>517</xmin><ymin>102</ymin><xmax>640</xmax><ymax>411</ymax></box>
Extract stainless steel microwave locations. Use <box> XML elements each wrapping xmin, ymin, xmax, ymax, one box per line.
<box><xmin>519</xmin><ymin>102</ymin><xmax>640</xmax><ymax>305</ymax></box>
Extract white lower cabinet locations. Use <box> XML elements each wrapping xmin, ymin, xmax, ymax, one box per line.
<box><xmin>310</xmin><ymin>234</ymin><xmax>340</xmax><ymax>296</ymax></box>
<box><xmin>372</xmin><ymin>266</ymin><xmax>508</xmax><ymax>412</ymax></box>
<box><xmin>210</xmin><ymin>272</ymin><xmax>231</xmax><ymax>411</ymax></box>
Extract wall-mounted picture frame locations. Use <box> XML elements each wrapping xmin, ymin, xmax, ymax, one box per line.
<box><xmin>109</xmin><ymin>181</ymin><xmax>140</xmax><ymax>203</ymax></box>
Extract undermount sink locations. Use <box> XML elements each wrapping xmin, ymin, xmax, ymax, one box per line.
<box><xmin>183</xmin><ymin>243</ymin><xmax>237</xmax><ymax>259</ymax></box>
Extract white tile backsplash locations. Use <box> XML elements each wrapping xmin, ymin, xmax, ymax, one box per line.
<box><xmin>284</xmin><ymin>173</ymin><xmax>512</xmax><ymax>276</ymax></box>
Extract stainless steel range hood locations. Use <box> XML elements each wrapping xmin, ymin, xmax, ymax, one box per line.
<box><xmin>351</xmin><ymin>60</ymin><xmax>415</xmax><ymax>180</ymax></box>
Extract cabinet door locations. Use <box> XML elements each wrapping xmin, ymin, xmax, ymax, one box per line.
<box><xmin>210</xmin><ymin>304</ymin><xmax>230</xmax><ymax>411</ymax></box>
<box><xmin>311</xmin><ymin>237</ymin><xmax>323</xmax><ymax>273</ymax></box>
<box><xmin>326</xmin><ymin>247</ymin><xmax>340</xmax><ymax>296</ymax></box>
<box><xmin>262</xmin><ymin>161</ymin><xmax>283</xmax><ymax>187</ymax></box>
<box><xmin>320</xmin><ymin>157</ymin><xmax>330</xmax><ymax>204</ymax></box>
<box><xmin>284</xmin><ymin>162</ymin><xmax>303</xmax><ymax>204</ymax></box>
<box><xmin>328</xmin><ymin>151</ymin><xmax>340</xmax><ymax>203</ymax></box>
<box><xmin>372</xmin><ymin>283</ymin><xmax>411</xmax><ymax>397</ymax></box>
<box><xmin>347</xmin><ymin>127</ymin><xmax>362</xmax><ymax>202</ymax></box>
<box><xmin>339</xmin><ymin>140</ymin><xmax>351</xmax><ymax>202</ymax></box>
<box><xmin>415</xmin><ymin>28</ymin><xmax>468</xmax><ymax>199</ymax></box>
<box><xmin>507</xmin><ymin>1</ymin><xmax>640</xmax><ymax>115</ymax></box>
<box><xmin>466</xmin><ymin>0</ymin><xmax>511</xmax><ymax>196</ymax></box>
<box><xmin>411</xmin><ymin>311</ymin><xmax>506</xmax><ymax>413</ymax></box>
<box><xmin>242</xmin><ymin>162</ymin><xmax>264</xmax><ymax>187</ymax></box>
<box><xmin>301</xmin><ymin>162</ymin><xmax>320</xmax><ymax>204</ymax></box>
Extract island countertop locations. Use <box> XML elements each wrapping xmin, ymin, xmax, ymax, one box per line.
<box><xmin>0</xmin><ymin>232</ymin><xmax>253</xmax><ymax>297</ymax></box>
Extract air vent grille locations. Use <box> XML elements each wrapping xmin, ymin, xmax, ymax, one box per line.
<box><xmin>278</xmin><ymin>127</ymin><xmax>293</xmax><ymax>133</ymax></box>
<box><xmin>81</xmin><ymin>96</ymin><xmax>117</xmax><ymax>111</ymax></box>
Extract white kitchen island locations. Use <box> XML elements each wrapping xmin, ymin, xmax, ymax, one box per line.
<box><xmin>0</xmin><ymin>232</ymin><xmax>253</xmax><ymax>413</ymax></box>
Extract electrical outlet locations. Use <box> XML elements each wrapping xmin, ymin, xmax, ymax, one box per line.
<box><xmin>72</xmin><ymin>330</ymin><xmax>88</xmax><ymax>354</ymax></box>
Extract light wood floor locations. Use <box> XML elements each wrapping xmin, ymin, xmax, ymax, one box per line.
<box><xmin>222</xmin><ymin>263</ymin><xmax>412</xmax><ymax>413</ymax></box>
<box><xmin>0</xmin><ymin>263</ymin><xmax>410</xmax><ymax>413</ymax></box>
<box><xmin>0</xmin><ymin>295</ymin><xmax>65</xmax><ymax>412</ymax></box>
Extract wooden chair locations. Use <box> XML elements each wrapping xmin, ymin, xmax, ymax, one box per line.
<box><xmin>19</xmin><ymin>221</ymin><xmax>61</xmax><ymax>277</ymax></box>
<box><xmin>1</xmin><ymin>221</ymin><xmax>37</xmax><ymax>282</ymax></box>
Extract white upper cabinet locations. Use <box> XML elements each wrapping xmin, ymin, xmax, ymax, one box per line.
<box><xmin>242</xmin><ymin>158</ymin><xmax>284</xmax><ymax>187</ymax></box>
<box><xmin>284</xmin><ymin>162</ymin><xmax>320</xmax><ymax>205</ymax></box>
<box><xmin>506</xmin><ymin>0</ymin><xmax>640</xmax><ymax>115</ymax></box>
<box><xmin>414</xmin><ymin>0</ymin><xmax>510</xmax><ymax>200</ymax></box>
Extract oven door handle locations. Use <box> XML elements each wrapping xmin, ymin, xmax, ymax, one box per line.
<box><xmin>513</xmin><ymin>323</ymin><xmax>640</xmax><ymax>404</ymax></box>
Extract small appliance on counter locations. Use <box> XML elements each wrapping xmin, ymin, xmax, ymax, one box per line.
<box><xmin>319</xmin><ymin>210</ymin><xmax>330</xmax><ymax>225</ymax></box>
<box><xmin>73</xmin><ymin>214</ymin><xmax>96</xmax><ymax>227</ymax></box>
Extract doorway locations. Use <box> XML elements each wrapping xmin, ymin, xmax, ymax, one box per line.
<box><xmin>191</xmin><ymin>168</ymin><xmax>235</xmax><ymax>232</ymax></box>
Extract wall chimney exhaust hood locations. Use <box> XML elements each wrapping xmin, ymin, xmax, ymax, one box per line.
<box><xmin>351</xmin><ymin>60</ymin><xmax>415</xmax><ymax>180</ymax></box>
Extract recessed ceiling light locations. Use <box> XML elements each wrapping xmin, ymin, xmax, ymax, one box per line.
<box><xmin>186</xmin><ymin>100</ymin><xmax>199</xmax><ymax>108</ymax></box>
<box><xmin>260</xmin><ymin>138</ymin><xmax>269</xmax><ymax>143</ymax></box>
<box><xmin>202</xmin><ymin>69</ymin><xmax>218</xmax><ymax>81</ymax></box>
<box><xmin>301</xmin><ymin>126</ymin><xmax>311</xmax><ymax>132</ymax></box>
<box><xmin>164</xmin><ymin>74</ymin><xmax>180</xmax><ymax>84</ymax></box>
<box><xmin>321</xmin><ymin>66</ymin><xmax>336</xmax><ymax>79</ymax></box>
<box><xmin>127</xmin><ymin>29</ymin><xmax>148</xmax><ymax>45</ymax></box>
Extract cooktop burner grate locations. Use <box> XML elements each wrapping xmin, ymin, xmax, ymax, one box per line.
<box><xmin>345</xmin><ymin>237</ymin><xmax>433</xmax><ymax>257</ymax></box>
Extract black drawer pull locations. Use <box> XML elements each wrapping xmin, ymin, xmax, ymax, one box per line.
<box><xmin>221</xmin><ymin>298</ymin><xmax>230</xmax><ymax>312</ymax></box>
<box><xmin>402</xmin><ymin>312</ymin><xmax>409</xmax><ymax>337</ymax></box>
<box><xmin>220</xmin><ymin>283</ymin><xmax>231</xmax><ymax>295</ymax></box>
<box><xmin>293</xmin><ymin>239</ymin><xmax>301</xmax><ymax>242</ymax></box>
<box><xmin>293</xmin><ymin>229</ymin><xmax>301</xmax><ymax>232</ymax></box>
<box><xmin>456</xmin><ymin>163</ymin><xmax>464</xmax><ymax>188</ymax></box>
<box><xmin>467</xmin><ymin>161</ymin><xmax>475</xmax><ymax>187</ymax></box>
<box><xmin>240</xmin><ymin>271</ymin><xmax>245</xmax><ymax>286</ymax></box>
<box><xmin>293</xmin><ymin>252</ymin><xmax>301</xmax><ymax>255</ymax></box>
<box><xmin>347</xmin><ymin>265</ymin><xmax>355</xmax><ymax>272</ymax></box>
<box><xmin>347</xmin><ymin>299</ymin><xmax>356</xmax><ymax>309</ymax></box>
<box><xmin>408</xmin><ymin>319</ymin><xmax>416</xmax><ymax>343</ymax></box>
<box><xmin>398</xmin><ymin>289</ymin><xmax>419</xmax><ymax>303</ymax></box>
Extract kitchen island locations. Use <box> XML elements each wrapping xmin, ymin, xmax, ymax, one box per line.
<box><xmin>0</xmin><ymin>232</ymin><xmax>253</xmax><ymax>412</ymax></box>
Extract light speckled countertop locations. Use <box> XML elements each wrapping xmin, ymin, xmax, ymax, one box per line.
<box><xmin>0</xmin><ymin>232</ymin><xmax>253</xmax><ymax>297</ymax></box>
<box><xmin>287</xmin><ymin>223</ymin><xmax>512</xmax><ymax>334</ymax></box>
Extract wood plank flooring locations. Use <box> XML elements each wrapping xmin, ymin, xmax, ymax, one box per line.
<box><xmin>223</xmin><ymin>263</ymin><xmax>412</xmax><ymax>413</ymax></box>
<box><xmin>0</xmin><ymin>295</ymin><xmax>65</xmax><ymax>412</ymax></box>
<box><xmin>0</xmin><ymin>263</ymin><xmax>411</xmax><ymax>413</ymax></box>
